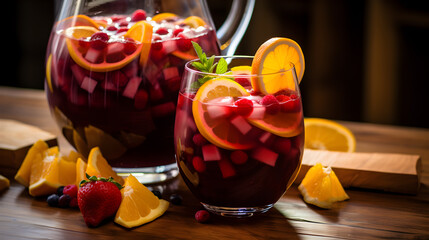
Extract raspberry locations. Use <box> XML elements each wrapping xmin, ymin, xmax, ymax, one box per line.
<box><xmin>63</xmin><ymin>184</ymin><xmax>78</xmax><ymax>198</ymax></box>
<box><xmin>195</xmin><ymin>210</ymin><xmax>210</xmax><ymax>223</ymax></box>
<box><xmin>234</xmin><ymin>77</ymin><xmax>251</xmax><ymax>87</ymax></box>
<box><xmin>117</xmin><ymin>27</ymin><xmax>129</xmax><ymax>34</ymax></box>
<box><xmin>156</xmin><ymin>27</ymin><xmax>169</xmax><ymax>35</ymax></box>
<box><xmin>124</xmin><ymin>38</ymin><xmax>137</xmax><ymax>54</ymax></box>
<box><xmin>47</xmin><ymin>194</ymin><xmax>59</xmax><ymax>207</ymax></box>
<box><xmin>192</xmin><ymin>133</ymin><xmax>207</xmax><ymax>146</ymax></box>
<box><xmin>169</xmin><ymin>194</ymin><xmax>183</xmax><ymax>205</ymax></box>
<box><xmin>131</xmin><ymin>9</ymin><xmax>147</xmax><ymax>22</ymax></box>
<box><xmin>90</xmin><ymin>32</ymin><xmax>109</xmax><ymax>50</ymax></box>
<box><xmin>192</xmin><ymin>156</ymin><xmax>206</xmax><ymax>173</ymax></box>
<box><xmin>260</xmin><ymin>95</ymin><xmax>280</xmax><ymax>114</ymax></box>
<box><xmin>69</xmin><ymin>197</ymin><xmax>79</xmax><ymax>208</ymax></box>
<box><xmin>106</xmin><ymin>26</ymin><xmax>117</xmax><ymax>31</ymax></box>
<box><xmin>176</xmin><ymin>33</ymin><xmax>192</xmax><ymax>51</ymax></box>
<box><xmin>118</xmin><ymin>20</ymin><xmax>129</xmax><ymax>27</ymax></box>
<box><xmin>152</xmin><ymin>36</ymin><xmax>163</xmax><ymax>51</ymax></box>
<box><xmin>230</xmin><ymin>150</ymin><xmax>248</xmax><ymax>165</ymax></box>
<box><xmin>172</xmin><ymin>28</ymin><xmax>184</xmax><ymax>37</ymax></box>
<box><xmin>234</xmin><ymin>98</ymin><xmax>253</xmax><ymax>117</ymax></box>
<box><xmin>58</xmin><ymin>194</ymin><xmax>71</xmax><ymax>208</ymax></box>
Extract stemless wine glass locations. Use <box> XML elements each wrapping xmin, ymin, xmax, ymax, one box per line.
<box><xmin>44</xmin><ymin>0</ymin><xmax>254</xmax><ymax>183</ymax></box>
<box><xmin>174</xmin><ymin>56</ymin><xmax>304</xmax><ymax>217</ymax></box>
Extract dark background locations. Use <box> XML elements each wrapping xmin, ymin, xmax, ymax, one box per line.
<box><xmin>5</xmin><ymin>0</ymin><xmax>429</xmax><ymax>128</ymax></box>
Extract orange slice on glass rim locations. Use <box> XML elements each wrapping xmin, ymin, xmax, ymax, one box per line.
<box><xmin>192</xmin><ymin>78</ymin><xmax>255</xmax><ymax>150</ymax></box>
<box><xmin>65</xmin><ymin>21</ymin><xmax>152</xmax><ymax>72</ymax></box>
<box><xmin>251</xmin><ymin>37</ymin><xmax>305</xmax><ymax>94</ymax></box>
<box><xmin>180</xmin><ymin>16</ymin><xmax>207</xmax><ymax>28</ymax></box>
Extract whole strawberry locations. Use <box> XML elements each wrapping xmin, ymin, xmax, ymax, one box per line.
<box><xmin>78</xmin><ymin>174</ymin><xmax>123</xmax><ymax>227</ymax></box>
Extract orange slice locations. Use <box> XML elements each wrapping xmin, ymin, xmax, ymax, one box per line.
<box><xmin>298</xmin><ymin>163</ymin><xmax>349</xmax><ymax>209</ymax></box>
<box><xmin>65</xmin><ymin>22</ymin><xmax>151</xmax><ymax>72</ymax></box>
<box><xmin>86</xmin><ymin>147</ymin><xmax>124</xmax><ymax>185</ymax></box>
<box><xmin>15</xmin><ymin>140</ymin><xmax>49</xmax><ymax>187</ymax></box>
<box><xmin>0</xmin><ymin>174</ymin><xmax>9</xmax><ymax>192</ymax></box>
<box><xmin>251</xmin><ymin>38</ymin><xmax>305</xmax><ymax>94</ymax></box>
<box><xmin>151</xmin><ymin>13</ymin><xmax>178</xmax><ymax>22</ymax></box>
<box><xmin>124</xmin><ymin>20</ymin><xmax>153</xmax><ymax>67</ymax></box>
<box><xmin>180</xmin><ymin>16</ymin><xmax>206</xmax><ymax>28</ymax></box>
<box><xmin>114</xmin><ymin>174</ymin><xmax>169</xmax><ymax>228</ymax></box>
<box><xmin>304</xmin><ymin>118</ymin><xmax>356</xmax><ymax>152</ymax></box>
<box><xmin>76</xmin><ymin>158</ymin><xmax>87</xmax><ymax>187</ymax></box>
<box><xmin>248</xmin><ymin>110</ymin><xmax>303</xmax><ymax>137</ymax></box>
<box><xmin>55</xmin><ymin>15</ymin><xmax>100</xmax><ymax>30</ymax></box>
<box><xmin>231</xmin><ymin>65</ymin><xmax>252</xmax><ymax>75</ymax></box>
<box><xmin>28</xmin><ymin>146</ymin><xmax>62</xmax><ymax>196</ymax></box>
<box><xmin>192</xmin><ymin>78</ymin><xmax>255</xmax><ymax>150</ymax></box>
<box><xmin>45</xmin><ymin>54</ymin><xmax>53</xmax><ymax>93</ymax></box>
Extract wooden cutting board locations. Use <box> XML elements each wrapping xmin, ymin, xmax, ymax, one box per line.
<box><xmin>0</xmin><ymin>119</ymin><xmax>57</xmax><ymax>173</ymax></box>
<box><xmin>295</xmin><ymin>149</ymin><xmax>421</xmax><ymax>194</ymax></box>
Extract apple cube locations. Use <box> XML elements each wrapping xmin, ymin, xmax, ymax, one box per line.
<box><xmin>122</xmin><ymin>77</ymin><xmax>143</xmax><ymax>99</ymax></box>
<box><xmin>202</xmin><ymin>144</ymin><xmax>221</xmax><ymax>161</ymax></box>
<box><xmin>80</xmin><ymin>76</ymin><xmax>97</xmax><ymax>93</ymax></box>
<box><xmin>230</xmin><ymin>115</ymin><xmax>252</xmax><ymax>135</ymax></box>
<box><xmin>163</xmin><ymin>40</ymin><xmax>177</xmax><ymax>54</ymax></box>
<box><xmin>259</xmin><ymin>131</ymin><xmax>274</xmax><ymax>144</ymax></box>
<box><xmin>251</xmin><ymin>146</ymin><xmax>278</xmax><ymax>167</ymax></box>
<box><xmin>85</xmin><ymin>48</ymin><xmax>102</xmax><ymax>63</ymax></box>
<box><xmin>218</xmin><ymin>159</ymin><xmax>236</xmax><ymax>178</ymax></box>
<box><xmin>163</xmin><ymin>66</ymin><xmax>179</xmax><ymax>80</ymax></box>
<box><xmin>71</xmin><ymin>64</ymin><xmax>87</xmax><ymax>85</ymax></box>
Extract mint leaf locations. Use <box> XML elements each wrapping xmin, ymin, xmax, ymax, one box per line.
<box><xmin>216</xmin><ymin>57</ymin><xmax>228</xmax><ymax>74</ymax></box>
<box><xmin>191</xmin><ymin>61</ymin><xmax>205</xmax><ymax>71</ymax></box>
<box><xmin>192</xmin><ymin>41</ymin><xmax>207</xmax><ymax>64</ymax></box>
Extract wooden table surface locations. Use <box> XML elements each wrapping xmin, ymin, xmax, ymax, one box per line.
<box><xmin>0</xmin><ymin>86</ymin><xmax>428</xmax><ymax>239</ymax></box>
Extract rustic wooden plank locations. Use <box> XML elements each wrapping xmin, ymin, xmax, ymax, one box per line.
<box><xmin>295</xmin><ymin>149</ymin><xmax>421</xmax><ymax>194</ymax></box>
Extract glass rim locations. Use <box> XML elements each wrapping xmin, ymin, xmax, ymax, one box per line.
<box><xmin>184</xmin><ymin>55</ymin><xmax>297</xmax><ymax>78</ymax></box>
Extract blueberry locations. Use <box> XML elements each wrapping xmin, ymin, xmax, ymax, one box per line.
<box><xmin>151</xmin><ymin>190</ymin><xmax>162</xmax><ymax>199</ymax></box>
<box><xmin>57</xmin><ymin>186</ymin><xmax>65</xmax><ymax>196</ymax></box>
<box><xmin>47</xmin><ymin>194</ymin><xmax>59</xmax><ymax>207</ymax></box>
<box><xmin>58</xmin><ymin>194</ymin><xmax>71</xmax><ymax>208</ymax></box>
<box><xmin>169</xmin><ymin>194</ymin><xmax>183</xmax><ymax>205</ymax></box>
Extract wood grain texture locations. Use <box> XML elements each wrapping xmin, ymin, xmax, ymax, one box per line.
<box><xmin>1</xmin><ymin>87</ymin><xmax>428</xmax><ymax>239</ymax></box>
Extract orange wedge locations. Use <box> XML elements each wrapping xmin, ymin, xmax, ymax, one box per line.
<box><xmin>15</xmin><ymin>140</ymin><xmax>49</xmax><ymax>187</ymax></box>
<box><xmin>298</xmin><ymin>163</ymin><xmax>349</xmax><ymax>209</ymax></box>
<box><xmin>76</xmin><ymin>158</ymin><xmax>87</xmax><ymax>187</ymax></box>
<box><xmin>55</xmin><ymin>15</ymin><xmax>100</xmax><ymax>30</ymax></box>
<box><xmin>0</xmin><ymin>174</ymin><xmax>10</xmax><ymax>192</ymax></box>
<box><xmin>58</xmin><ymin>156</ymin><xmax>77</xmax><ymax>186</ymax></box>
<box><xmin>124</xmin><ymin>20</ymin><xmax>153</xmax><ymax>67</ymax></box>
<box><xmin>192</xmin><ymin>78</ymin><xmax>256</xmax><ymax>150</ymax></box>
<box><xmin>28</xmin><ymin>146</ymin><xmax>62</xmax><ymax>196</ymax></box>
<box><xmin>180</xmin><ymin>16</ymin><xmax>206</xmax><ymax>28</ymax></box>
<box><xmin>86</xmin><ymin>147</ymin><xmax>124</xmax><ymax>185</ymax></box>
<box><xmin>304</xmin><ymin>118</ymin><xmax>356</xmax><ymax>152</ymax></box>
<box><xmin>251</xmin><ymin>38</ymin><xmax>305</xmax><ymax>94</ymax></box>
<box><xmin>151</xmin><ymin>13</ymin><xmax>178</xmax><ymax>22</ymax></box>
<box><xmin>248</xmin><ymin>111</ymin><xmax>303</xmax><ymax>137</ymax></box>
<box><xmin>114</xmin><ymin>174</ymin><xmax>169</xmax><ymax>228</ymax></box>
<box><xmin>45</xmin><ymin>54</ymin><xmax>53</xmax><ymax>93</ymax></box>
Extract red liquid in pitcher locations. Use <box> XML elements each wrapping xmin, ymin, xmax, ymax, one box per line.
<box><xmin>46</xmin><ymin>10</ymin><xmax>220</xmax><ymax>168</ymax></box>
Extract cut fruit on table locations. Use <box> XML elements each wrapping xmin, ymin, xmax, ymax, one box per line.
<box><xmin>0</xmin><ymin>174</ymin><xmax>9</xmax><ymax>192</ymax></box>
<box><xmin>15</xmin><ymin>139</ymin><xmax>49</xmax><ymax>187</ymax></box>
<box><xmin>114</xmin><ymin>174</ymin><xmax>169</xmax><ymax>228</ymax></box>
<box><xmin>192</xmin><ymin>77</ymin><xmax>256</xmax><ymax>150</ymax></box>
<box><xmin>251</xmin><ymin>37</ymin><xmax>305</xmax><ymax>94</ymax></box>
<box><xmin>298</xmin><ymin>163</ymin><xmax>349</xmax><ymax>209</ymax></box>
<box><xmin>304</xmin><ymin>118</ymin><xmax>356</xmax><ymax>152</ymax></box>
<box><xmin>86</xmin><ymin>147</ymin><xmax>125</xmax><ymax>185</ymax></box>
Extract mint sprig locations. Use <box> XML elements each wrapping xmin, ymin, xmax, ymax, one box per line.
<box><xmin>190</xmin><ymin>42</ymin><xmax>228</xmax><ymax>89</ymax></box>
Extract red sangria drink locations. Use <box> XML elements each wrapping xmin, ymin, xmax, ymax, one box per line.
<box><xmin>175</xmin><ymin>38</ymin><xmax>305</xmax><ymax>217</ymax></box>
<box><xmin>45</xmin><ymin>10</ymin><xmax>220</xmax><ymax>182</ymax></box>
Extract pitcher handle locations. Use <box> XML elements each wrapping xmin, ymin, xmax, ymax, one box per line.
<box><xmin>215</xmin><ymin>0</ymin><xmax>255</xmax><ymax>55</ymax></box>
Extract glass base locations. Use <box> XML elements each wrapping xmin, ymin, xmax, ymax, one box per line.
<box><xmin>113</xmin><ymin>162</ymin><xmax>179</xmax><ymax>184</ymax></box>
<box><xmin>201</xmin><ymin>203</ymin><xmax>274</xmax><ymax>217</ymax></box>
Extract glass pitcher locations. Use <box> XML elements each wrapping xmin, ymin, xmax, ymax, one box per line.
<box><xmin>45</xmin><ymin>0</ymin><xmax>255</xmax><ymax>184</ymax></box>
